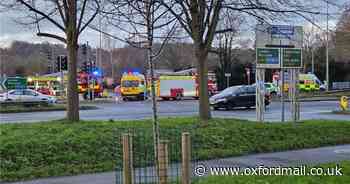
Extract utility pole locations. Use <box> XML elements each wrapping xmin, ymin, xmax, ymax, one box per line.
<box><xmin>326</xmin><ymin>0</ymin><xmax>330</xmax><ymax>91</ymax></box>
<box><xmin>311</xmin><ymin>15</ymin><xmax>315</xmax><ymax>74</ymax></box>
<box><xmin>311</xmin><ymin>48</ymin><xmax>314</xmax><ymax>74</ymax></box>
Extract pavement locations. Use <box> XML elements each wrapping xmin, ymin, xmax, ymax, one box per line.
<box><xmin>4</xmin><ymin>144</ymin><xmax>350</xmax><ymax>184</ymax></box>
<box><xmin>1</xmin><ymin>100</ymin><xmax>349</xmax><ymax>123</ymax></box>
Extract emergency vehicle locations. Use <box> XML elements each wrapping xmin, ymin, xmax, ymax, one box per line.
<box><xmin>120</xmin><ymin>72</ymin><xmax>147</xmax><ymax>101</ymax></box>
<box><xmin>298</xmin><ymin>73</ymin><xmax>325</xmax><ymax>91</ymax></box>
<box><xmin>77</xmin><ymin>72</ymin><xmax>103</xmax><ymax>99</ymax></box>
<box><xmin>27</xmin><ymin>76</ymin><xmax>62</xmax><ymax>96</ymax></box>
<box><xmin>276</xmin><ymin>72</ymin><xmax>325</xmax><ymax>92</ymax></box>
<box><xmin>152</xmin><ymin>73</ymin><xmax>217</xmax><ymax>100</ymax></box>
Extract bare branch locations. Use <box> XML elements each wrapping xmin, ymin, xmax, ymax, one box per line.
<box><xmin>17</xmin><ymin>0</ymin><xmax>65</xmax><ymax>32</ymax></box>
<box><xmin>37</xmin><ymin>32</ymin><xmax>67</xmax><ymax>43</ymax></box>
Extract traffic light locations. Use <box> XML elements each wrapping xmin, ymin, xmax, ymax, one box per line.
<box><xmin>55</xmin><ymin>55</ymin><xmax>68</xmax><ymax>72</ymax></box>
<box><xmin>55</xmin><ymin>56</ymin><xmax>61</xmax><ymax>72</ymax></box>
<box><xmin>82</xmin><ymin>44</ymin><xmax>87</xmax><ymax>55</ymax></box>
<box><xmin>61</xmin><ymin>56</ymin><xmax>68</xmax><ymax>71</ymax></box>
<box><xmin>81</xmin><ymin>62</ymin><xmax>87</xmax><ymax>72</ymax></box>
<box><xmin>47</xmin><ymin>51</ymin><xmax>52</xmax><ymax>61</ymax></box>
<box><xmin>87</xmin><ymin>61</ymin><xmax>92</xmax><ymax>73</ymax></box>
<box><xmin>81</xmin><ymin>61</ymin><xmax>91</xmax><ymax>72</ymax></box>
<box><xmin>47</xmin><ymin>63</ymin><xmax>52</xmax><ymax>74</ymax></box>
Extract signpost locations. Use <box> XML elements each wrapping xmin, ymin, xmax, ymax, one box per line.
<box><xmin>256</xmin><ymin>24</ymin><xmax>303</xmax><ymax>123</ymax></box>
<box><xmin>224</xmin><ymin>73</ymin><xmax>231</xmax><ymax>88</ymax></box>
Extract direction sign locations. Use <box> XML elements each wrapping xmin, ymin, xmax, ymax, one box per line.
<box><xmin>256</xmin><ymin>24</ymin><xmax>303</xmax><ymax>48</ymax></box>
<box><xmin>256</xmin><ymin>48</ymin><xmax>280</xmax><ymax>68</ymax></box>
<box><xmin>224</xmin><ymin>73</ymin><xmax>231</xmax><ymax>77</ymax></box>
<box><xmin>282</xmin><ymin>48</ymin><xmax>302</xmax><ymax>68</ymax></box>
<box><xmin>4</xmin><ymin>77</ymin><xmax>27</xmax><ymax>90</ymax></box>
<box><xmin>270</xmin><ymin>25</ymin><xmax>294</xmax><ymax>39</ymax></box>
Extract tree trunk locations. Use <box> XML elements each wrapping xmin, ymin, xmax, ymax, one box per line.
<box><xmin>66</xmin><ymin>0</ymin><xmax>79</xmax><ymax>122</ymax></box>
<box><xmin>195</xmin><ymin>46</ymin><xmax>211</xmax><ymax>122</ymax></box>
<box><xmin>66</xmin><ymin>40</ymin><xmax>80</xmax><ymax>121</ymax></box>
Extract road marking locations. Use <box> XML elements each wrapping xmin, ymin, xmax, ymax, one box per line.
<box><xmin>334</xmin><ymin>149</ymin><xmax>350</xmax><ymax>154</ymax></box>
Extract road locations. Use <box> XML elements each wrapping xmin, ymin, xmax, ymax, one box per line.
<box><xmin>0</xmin><ymin>100</ymin><xmax>349</xmax><ymax>123</ymax></box>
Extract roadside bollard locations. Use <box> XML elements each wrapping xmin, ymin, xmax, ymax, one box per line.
<box><xmin>340</xmin><ymin>96</ymin><xmax>348</xmax><ymax>111</ymax></box>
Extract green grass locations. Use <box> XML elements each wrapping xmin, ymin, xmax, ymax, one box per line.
<box><xmin>1</xmin><ymin>118</ymin><xmax>350</xmax><ymax>181</ymax></box>
<box><xmin>0</xmin><ymin>104</ymin><xmax>98</xmax><ymax>113</ymax></box>
<box><xmin>195</xmin><ymin>161</ymin><xmax>350</xmax><ymax>184</ymax></box>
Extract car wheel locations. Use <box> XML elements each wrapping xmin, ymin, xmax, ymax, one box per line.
<box><xmin>176</xmin><ymin>93</ymin><xmax>182</xmax><ymax>101</ymax></box>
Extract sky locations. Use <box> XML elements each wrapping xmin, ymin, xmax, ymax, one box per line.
<box><xmin>0</xmin><ymin>1</ymin><xmax>346</xmax><ymax>49</ymax></box>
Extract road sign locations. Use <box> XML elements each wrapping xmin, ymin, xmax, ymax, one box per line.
<box><xmin>256</xmin><ymin>48</ymin><xmax>280</xmax><ymax>68</ymax></box>
<box><xmin>224</xmin><ymin>73</ymin><xmax>231</xmax><ymax>77</ymax></box>
<box><xmin>271</xmin><ymin>25</ymin><xmax>294</xmax><ymax>39</ymax></box>
<box><xmin>282</xmin><ymin>48</ymin><xmax>302</xmax><ymax>68</ymax></box>
<box><xmin>4</xmin><ymin>77</ymin><xmax>27</xmax><ymax>90</ymax></box>
<box><xmin>256</xmin><ymin>24</ymin><xmax>303</xmax><ymax>48</ymax></box>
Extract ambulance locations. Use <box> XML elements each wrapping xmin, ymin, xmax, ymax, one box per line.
<box><xmin>120</xmin><ymin>72</ymin><xmax>147</xmax><ymax>101</ymax></box>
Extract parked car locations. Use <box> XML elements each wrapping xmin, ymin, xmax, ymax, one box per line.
<box><xmin>209</xmin><ymin>85</ymin><xmax>271</xmax><ymax>110</ymax></box>
<box><xmin>265</xmin><ymin>82</ymin><xmax>280</xmax><ymax>96</ymax></box>
<box><xmin>0</xmin><ymin>89</ymin><xmax>57</xmax><ymax>104</ymax></box>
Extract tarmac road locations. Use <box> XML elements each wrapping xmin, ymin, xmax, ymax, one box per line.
<box><xmin>0</xmin><ymin>99</ymin><xmax>349</xmax><ymax>123</ymax></box>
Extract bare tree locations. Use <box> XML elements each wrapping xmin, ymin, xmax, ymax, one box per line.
<box><xmin>214</xmin><ymin>10</ymin><xmax>243</xmax><ymax>89</ymax></box>
<box><xmin>335</xmin><ymin>3</ymin><xmax>350</xmax><ymax>62</ymax></box>
<box><xmin>158</xmin><ymin>0</ymin><xmax>338</xmax><ymax>122</ymax></box>
<box><xmin>104</xmin><ymin>0</ymin><xmax>177</xmax><ymax>176</ymax></box>
<box><xmin>2</xmin><ymin>0</ymin><xmax>100</xmax><ymax>121</ymax></box>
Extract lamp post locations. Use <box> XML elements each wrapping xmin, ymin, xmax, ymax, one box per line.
<box><xmin>326</xmin><ymin>1</ymin><xmax>329</xmax><ymax>91</ymax></box>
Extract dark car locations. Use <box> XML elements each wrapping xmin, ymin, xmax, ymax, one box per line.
<box><xmin>209</xmin><ymin>85</ymin><xmax>270</xmax><ymax>110</ymax></box>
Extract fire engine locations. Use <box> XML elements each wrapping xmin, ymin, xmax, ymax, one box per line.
<box><xmin>151</xmin><ymin>72</ymin><xmax>217</xmax><ymax>100</ymax></box>
<box><xmin>77</xmin><ymin>72</ymin><xmax>103</xmax><ymax>99</ymax></box>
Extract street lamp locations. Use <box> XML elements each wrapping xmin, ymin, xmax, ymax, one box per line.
<box><xmin>326</xmin><ymin>0</ymin><xmax>329</xmax><ymax>91</ymax></box>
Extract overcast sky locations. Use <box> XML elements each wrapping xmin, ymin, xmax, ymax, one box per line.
<box><xmin>0</xmin><ymin>1</ymin><xmax>345</xmax><ymax>49</ymax></box>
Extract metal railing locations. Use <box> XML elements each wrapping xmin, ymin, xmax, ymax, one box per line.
<box><xmin>332</xmin><ymin>82</ymin><xmax>350</xmax><ymax>90</ymax></box>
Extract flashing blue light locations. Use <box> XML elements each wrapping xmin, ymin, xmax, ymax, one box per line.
<box><xmin>91</xmin><ymin>67</ymin><xmax>102</xmax><ymax>77</ymax></box>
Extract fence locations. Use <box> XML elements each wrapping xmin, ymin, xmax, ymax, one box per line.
<box><xmin>116</xmin><ymin>127</ymin><xmax>202</xmax><ymax>184</ymax></box>
<box><xmin>332</xmin><ymin>82</ymin><xmax>350</xmax><ymax>90</ymax></box>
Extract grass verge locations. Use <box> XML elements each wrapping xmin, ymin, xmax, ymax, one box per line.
<box><xmin>1</xmin><ymin>118</ymin><xmax>350</xmax><ymax>181</ymax></box>
<box><xmin>195</xmin><ymin>161</ymin><xmax>350</xmax><ymax>184</ymax></box>
<box><xmin>0</xmin><ymin>105</ymin><xmax>98</xmax><ymax>113</ymax></box>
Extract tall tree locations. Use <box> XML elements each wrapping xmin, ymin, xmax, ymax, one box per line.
<box><xmin>2</xmin><ymin>0</ymin><xmax>100</xmax><ymax>121</ymax></box>
<box><xmin>159</xmin><ymin>0</ymin><xmax>327</xmax><ymax>122</ymax></box>
<box><xmin>335</xmin><ymin>3</ymin><xmax>350</xmax><ymax>62</ymax></box>
<box><xmin>104</xmin><ymin>0</ymin><xmax>178</xmax><ymax>176</ymax></box>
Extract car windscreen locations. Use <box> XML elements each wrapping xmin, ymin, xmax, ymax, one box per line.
<box><xmin>220</xmin><ymin>86</ymin><xmax>240</xmax><ymax>96</ymax></box>
<box><xmin>121</xmin><ymin>80</ymin><xmax>139</xmax><ymax>87</ymax></box>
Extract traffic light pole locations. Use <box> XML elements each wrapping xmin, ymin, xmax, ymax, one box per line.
<box><xmin>59</xmin><ymin>56</ymin><xmax>64</xmax><ymax>98</ymax></box>
<box><xmin>86</xmin><ymin>42</ymin><xmax>92</xmax><ymax>101</ymax></box>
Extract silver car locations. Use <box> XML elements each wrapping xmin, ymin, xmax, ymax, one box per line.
<box><xmin>0</xmin><ymin>89</ymin><xmax>57</xmax><ymax>104</ymax></box>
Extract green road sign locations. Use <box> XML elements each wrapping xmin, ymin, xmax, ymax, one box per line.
<box><xmin>4</xmin><ymin>77</ymin><xmax>27</xmax><ymax>90</ymax></box>
<box><xmin>256</xmin><ymin>48</ymin><xmax>280</xmax><ymax>68</ymax></box>
<box><xmin>282</xmin><ymin>48</ymin><xmax>302</xmax><ymax>68</ymax></box>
